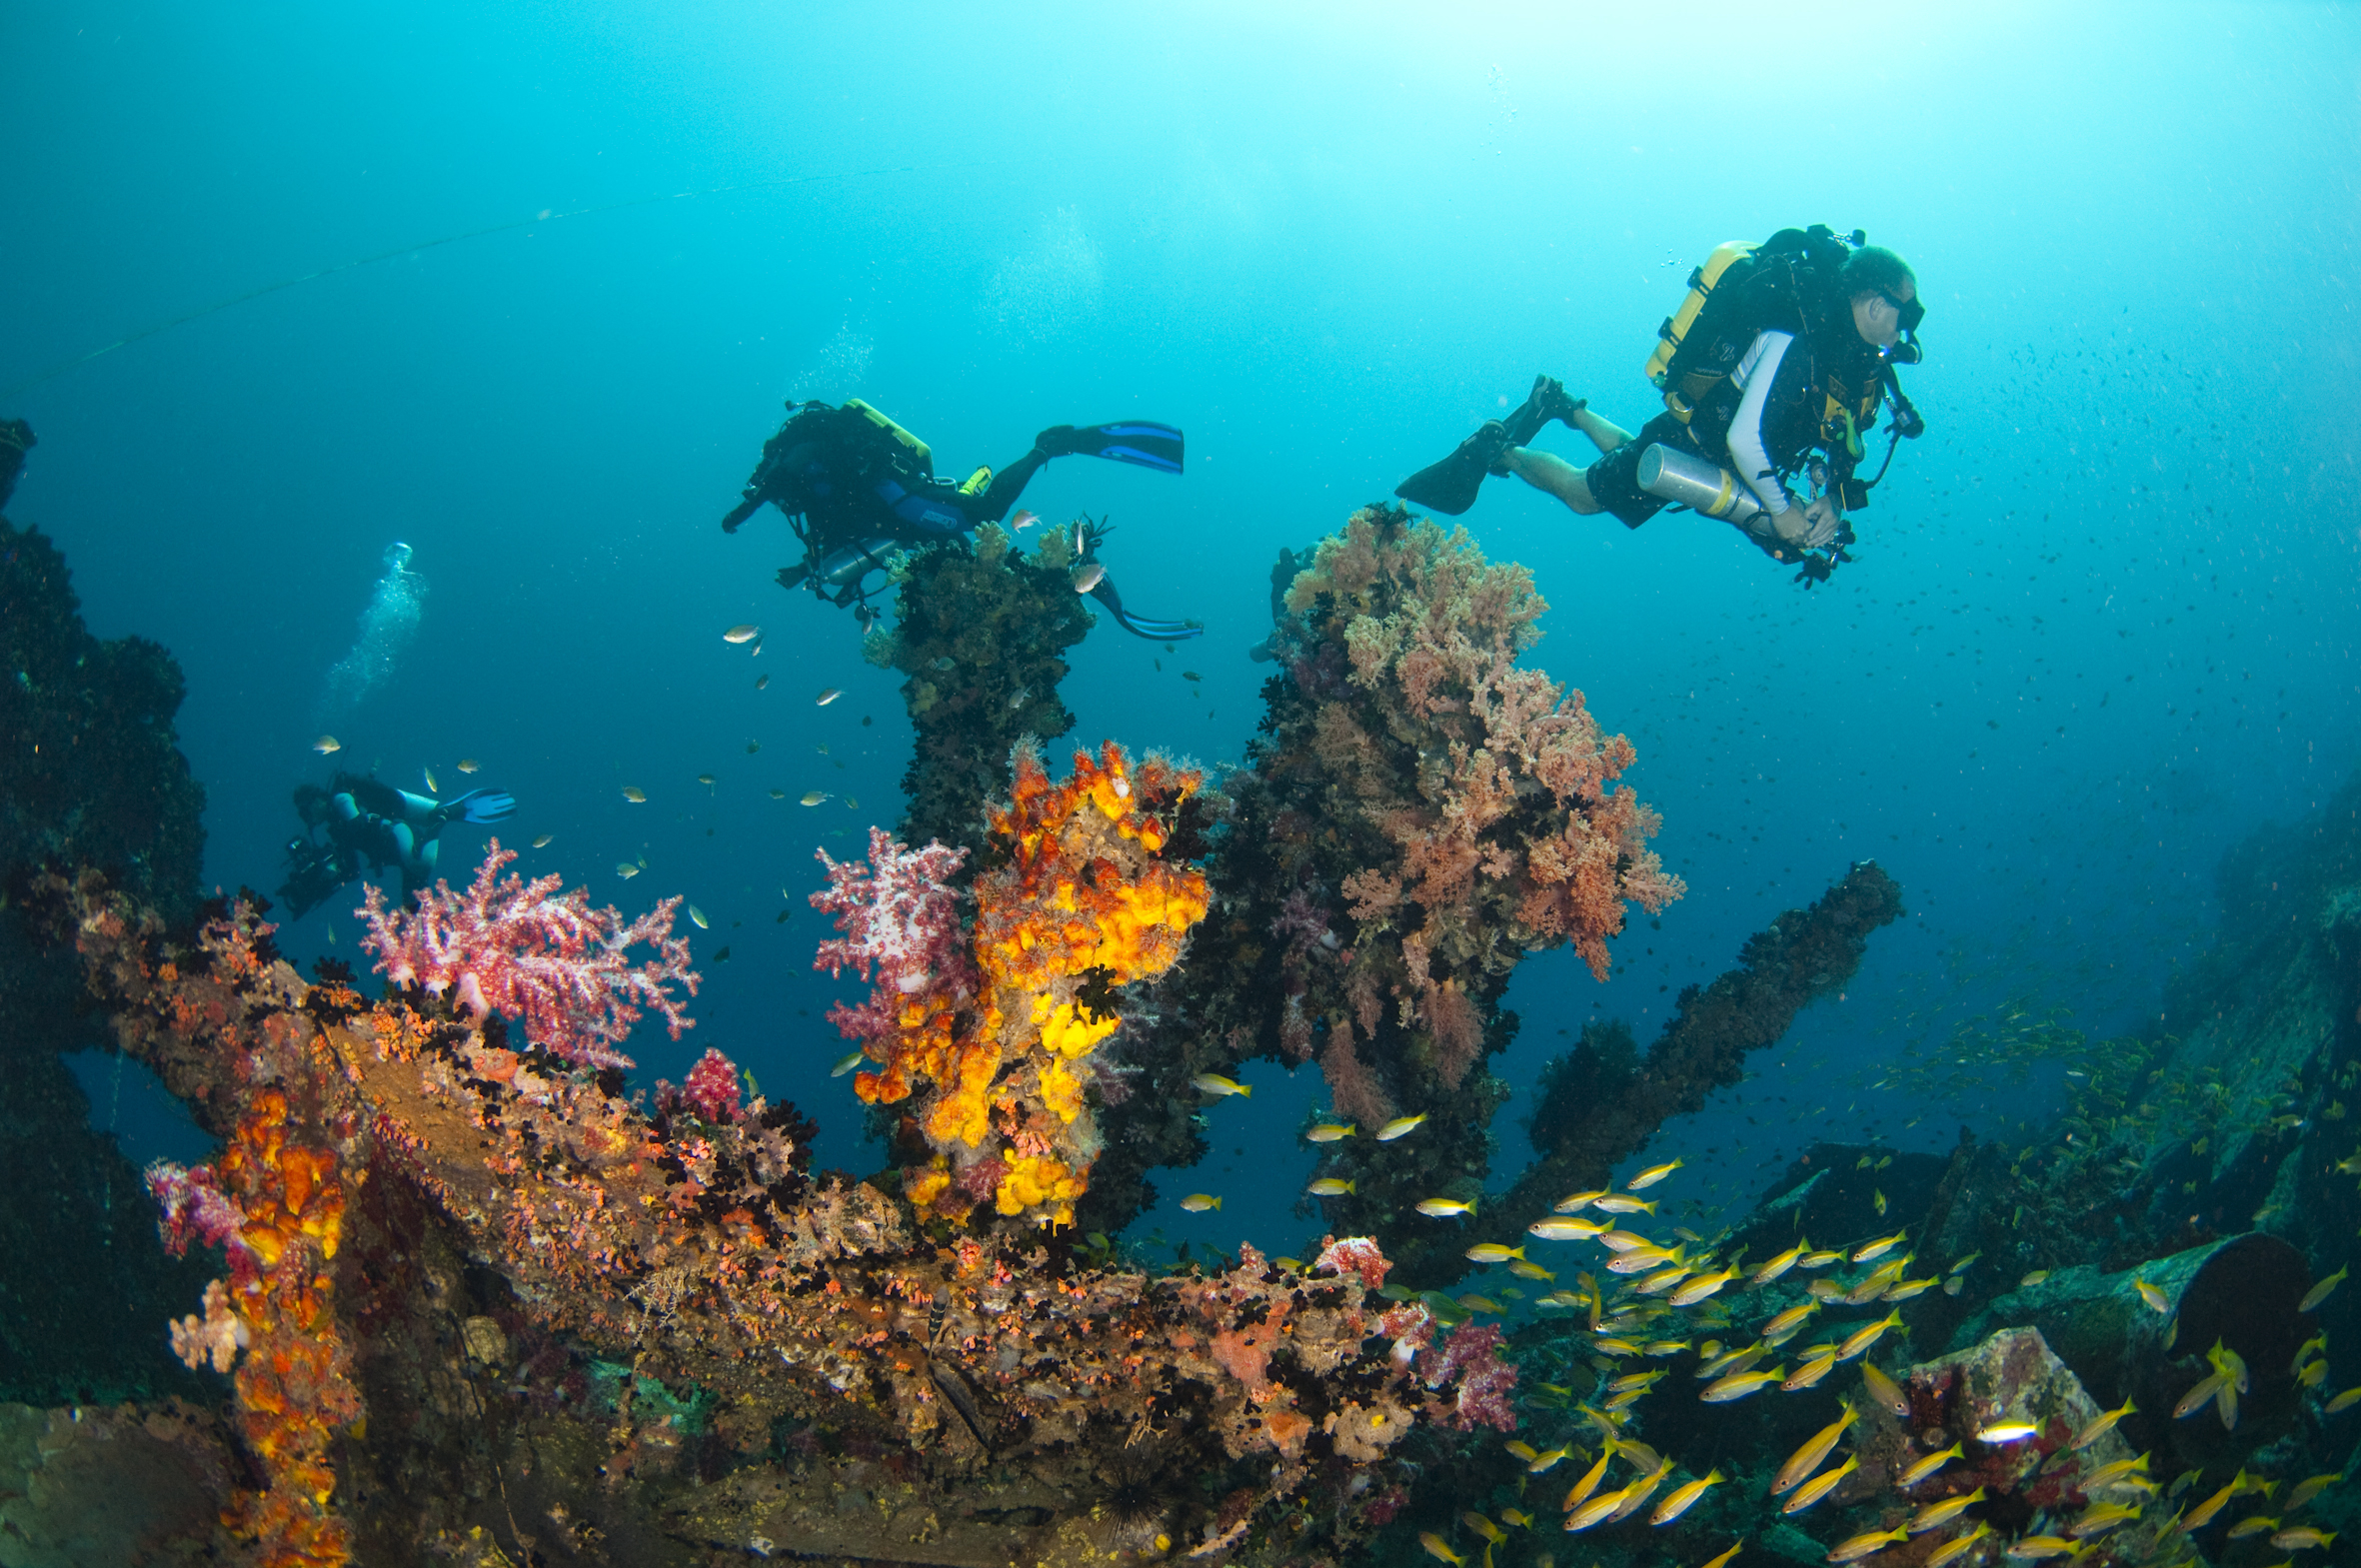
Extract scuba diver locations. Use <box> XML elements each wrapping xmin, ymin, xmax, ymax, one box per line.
<box><xmin>0</xmin><ymin>419</ymin><xmax>33</xmax><ymax>510</ymax></box>
<box><xmin>278</xmin><ymin>772</ymin><xmax>516</xmax><ymax>918</ymax></box>
<box><xmin>721</xmin><ymin>399</ymin><xmax>1202</xmax><ymax>640</ymax></box>
<box><xmin>1396</xmin><ymin>227</ymin><xmax>1926</xmax><ymax>585</ymax></box>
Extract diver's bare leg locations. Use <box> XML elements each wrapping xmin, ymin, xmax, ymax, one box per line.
<box><xmin>1570</xmin><ymin>406</ymin><xmax>1631</xmax><ymax>456</ymax></box>
<box><xmin>1501</xmin><ymin>448</ymin><xmax>1605</xmax><ymax>516</ymax></box>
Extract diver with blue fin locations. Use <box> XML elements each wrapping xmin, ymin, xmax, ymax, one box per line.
<box><xmin>278</xmin><ymin>771</ymin><xmax>517</xmax><ymax>917</ymax></box>
<box><xmin>1396</xmin><ymin>227</ymin><xmax>1925</xmax><ymax>585</ymax></box>
<box><xmin>722</xmin><ymin>399</ymin><xmax>1200</xmax><ymax>638</ymax></box>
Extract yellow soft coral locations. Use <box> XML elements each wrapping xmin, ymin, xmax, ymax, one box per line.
<box><xmin>996</xmin><ymin>1154</ymin><xmax>1084</xmax><ymax>1226</ymax></box>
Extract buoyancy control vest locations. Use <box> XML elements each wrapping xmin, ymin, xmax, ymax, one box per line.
<box><xmin>1647</xmin><ymin>226</ymin><xmax>1887</xmax><ymax>484</ymax></box>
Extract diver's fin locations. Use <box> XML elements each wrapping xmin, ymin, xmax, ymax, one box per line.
<box><xmin>1395</xmin><ymin>421</ymin><xmax>1508</xmax><ymax>516</ymax></box>
<box><xmin>1043</xmin><ymin>422</ymin><xmax>1184</xmax><ymax>475</ymax></box>
<box><xmin>1086</xmin><ymin>579</ymin><xmax>1203</xmax><ymax>640</ymax></box>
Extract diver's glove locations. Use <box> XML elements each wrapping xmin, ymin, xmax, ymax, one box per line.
<box><xmin>442</xmin><ymin>788</ymin><xmax>518</xmax><ymax>824</ymax></box>
<box><xmin>721</xmin><ymin>495</ymin><xmax>761</xmax><ymax>534</ymax></box>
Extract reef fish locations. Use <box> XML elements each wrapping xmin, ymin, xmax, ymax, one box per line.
<box><xmin>1924</xmin><ymin>1525</ymin><xmax>1991</xmax><ymax>1568</ymax></box>
<box><xmin>1783</xmin><ymin>1453</ymin><xmax>1860</xmax><ymax>1515</ymax></box>
<box><xmin>1701</xmin><ymin>1365</ymin><xmax>1784</xmax><ymax>1403</ymax></box>
<box><xmin>723</xmin><ymin>624</ymin><xmax>760</xmax><ymax>643</ymax></box>
<box><xmin>1377</xmin><ymin>1114</ymin><xmax>1428</xmax><ymax>1141</ymax></box>
<box><xmin>1699</xmin><ymin>1543</ymin><xmax>1745</xmax><ymax>1568</ymax></box>
<box><xmin>1305</xmin><ymin>1122</ymin><xmax>1355</xmax><ymax>1142</ymax></box>
<box><xmin>1305</xmin><ymin>1178</ymin><xmax>1354</xmax><ymax>1196</ymax></box>
<box><xmin>456</xmin><ymin>758</ymin><xmax>479</xmax><ymax>773</ymax></box>
<box><xmin>1851</xmin><ymin>1231</ymin><xmax>1907</xmax><ymax>1263</ymax></box>
<box><xmin>831</xmin><ymin>1050</ymin><xmax>864</xmax><ymax>1077</ymax></box>
<box><xmin>1190</xmin><ymin>1073</ymin><xmax>1250</xmax><ymax>1097</ymax></box>
<box><xmin>1836</xmin><ymin>1310</ymin><xmax>1904</xmax><ymax>1361</ymax></box>
<box><xmin>1628</xmin><ymin>1158</ymin><xmax>1684</xmax><ymax>1189</ymax></box>
<box><xmin>1974</xmin><ymin>1420</ymin><xmax>2040</xmax><ymax>1443</ymax></box>
<box><xmin>1592</xmin><ymin>1194</ymin><xmax>1657</xmax><ymax>1215</ymax></box>
<box><xmin>1774</xmin><ymin>1402</ymin><xmax>1859</xmax><ymax>1496</ymax></box>
<box><xmin>1073</xmin><ymin>562</ymin><xmax>1107</xmax><ymax>594</ymax></box>
<box><xmin>2000</xmin><ymin>1536</ymin><xmax>2075</xmax><ymax>1559</ymax></box>
<box><xmin>1827</xmin><ymin>1527</ymin><xmax>1908</xmax><ymax>1563</ymax></box>
<box><xmin>1011</xmin><ymin>510</ymin><xmax>1040</xmax><ymax>532</ymax></box>
<box><xmin>616</xmin><ymin>863</ymin><xmax>640</xmax><ymax>878</ymax></box>
<box><xmin>2285</xmin><ymin>1472</ymin><xmax>2343</xmax><ymax>1511</ymax></box>
<box><xmin>1417</xmin><ymin>1198</ymin><xmax>1476</xmax><ymax>1217</ymax></box>
<box><xmin>816</xmin><ymin>688</ymin><xmax>844</xmax><ymax>706</ymax></box>
<box><xmin>2135</xmin><ymin>1279</ymin><xmax>2171</xmax><ymax>1313</ymax></box>
<box><xmin>2070</xmin><ymin>1396</ymin><xmax>2135</xmax><ymax>1450</ymax></box>
<box><xmin>756</xmin><ymin>674</ymin><xmax>769</xmax><ymax>689</ymax></box>
<box><xmin>312</xmin><ymin>735</ymin><xmax>341</xmax><ymax>755</ymax></box>
<box><xmin>688</xmin><ymin>904</ymin><xmax>709</xmax><ymax>929</ymax></box>
<box><xmin>2302</xmin><ymin>1264</ymin><xmax>2349</xmax><ymax>1312</ymax></box>
<box><xmin>1529</xmin><ymin>1217</ymin><xmax>1608</xmax><ymax>1241</ymax></box>
<box><xmin>1860</xmin><ymin>1363</ymin><xmax>1909</xmax><ymax>1418</ymax></box>
<box><xmin>1418</xmin><ymin>1533</ymin><xmax>1463</xmax><ymax>1566</ymax></box>
<box><xmin>531</xmin><ymin>833</ymin><xmax>553</xmax><ymax>848</ymax></box>
<box><xmin>1898</xmin><ymin>1443</ymin><xmax>1962</xmax><ymax>1487</ymax></box>
<box><xmin>1180</xmin><ymin>1194</ymin><xmax>1220</xmax><ymax>1212</ymax></box>
<box><xmin>1908</xmin><ymin>1489</ymin><xmax>1987</xmax><ymax>1534</ymax></box>
<box><xmin>622</xmin><ymin>785</ymin><xmax>647</xmax><ymax>802</ymax></box>
<box><xmin>2272</xmin><ymin>1526</ymin><xmax>2336</xmax><ymax>1550</ymax></box>
<box><xmin>1651</xmin><ymin>1470</ymin><xmax>1724</xmax><ymax>1526</ymax></box>
<box><xmin>801</xmin><ymin>791</ymin><xmax>830</xmax><ymax>806</ymax></box>
<box><xmin>1555</xmin><ymin>1189</ymin><xmax>1609</xmax><ymax>1212</ymax></box>
<box><xmin>1466</xmin><ymin>1244</ymin><xmax>1526</xmax><ymax>1264</ymax></box>
<box><xmin>1752</xmin><ymin>1240</ymin><xmax>1811</xmax><ymax>1283</ymax></box>
<box><xmin>424</xmin><ymin>767</ymin><xmax>439</xmax><ymax>792</ymax></box>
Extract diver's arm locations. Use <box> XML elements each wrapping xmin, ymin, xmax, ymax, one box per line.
<box><xmin>1726</xmin><ymin>331</ymin><xmax>1798</xmax><ymax>521</ymax></box>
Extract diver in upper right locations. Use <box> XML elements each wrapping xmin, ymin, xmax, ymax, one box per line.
<box><xmin>1395</xmin><ymin>226</ymin><xmax>1927</xmax><ymax>585</ymax></box>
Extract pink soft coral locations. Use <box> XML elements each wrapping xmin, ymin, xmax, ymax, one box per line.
<box><xmin>679</xmin><ymin>1047</ymin><xmax>743</xmax><ymax>1123</ymax></box>
<box><xmin>1424</xmin><ymin>1321</ymin><xmax>1518</xmax><ymax>1432</ymax></box>
<box><xmin>358</xmin><ymin>839</ymin><xmax>699</xmax><ymax>1069</ymax></box>
<box><xmin>809</xmin><ymin>826</ymin><xmax>975</xmax><ymax>1046</ymax></box>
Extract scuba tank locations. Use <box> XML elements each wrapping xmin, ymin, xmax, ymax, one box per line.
<box><xmin>1636</xmin><ymin>444</ymin><xmax>1766</xmax><ymax>526</ymax></box>
<box><xmin>1646</xmin><ymin>241</ymin><xmax>1757</xmax><ymax>420</ymax></box>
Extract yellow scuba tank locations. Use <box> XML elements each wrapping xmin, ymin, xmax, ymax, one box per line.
<box><xmin>843</xmin><ymin>399</ymin><xmax>933</xmax><ymax>474</ymax></box>
<box><xmin>1645</xmin><ymin>241</ymin><xmax>1755</xmax><ymax>417</ymax></box>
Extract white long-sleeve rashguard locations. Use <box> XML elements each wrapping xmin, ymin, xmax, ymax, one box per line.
<box><xmin>1726</xmin><ymin>330</ymin><xmax>1796</xmax><ymax>518</ymax></box>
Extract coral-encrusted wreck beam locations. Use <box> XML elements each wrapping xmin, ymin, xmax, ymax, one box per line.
<box><xmin>1451</xmin><ymin>858</ymin><xmax>1905</xmax><ymax>1276</ymax></box>
<box><xmin>57</xmin><ymin>871</ymin><xmax>1483</xmax><ymax>1560</ymax></box>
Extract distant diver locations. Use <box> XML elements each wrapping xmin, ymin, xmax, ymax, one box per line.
<box><xmin>0</xmin><ymin>419</ymin><xmax>33</xmax><ymax>510</ymax></box>
<box><xmin>279</xmin><ymin>771</ymin><xmax>516</xmax><ymax>918</ymax></box>
<box><xmin>1245</xmin><ymin>543</ymin><xmax>1314</xmax><ymax>663</ymax></box>
<box><xmin>1396</xmin><ymin>226</ymin><xmax>1926</xmax><ymax>585</ymax></box>
<box><xmin>721</xmin><ymin>399</ymin><xmax>1202</xmax><ymax>639</ymax></box>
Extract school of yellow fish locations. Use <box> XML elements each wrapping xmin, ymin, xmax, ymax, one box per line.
<box><xmin>1395</xmin><ymin>1156</ymin><xmax>2356</xmax><ymax>1568</ymax></box>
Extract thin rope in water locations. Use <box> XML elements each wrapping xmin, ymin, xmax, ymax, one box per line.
<box><xmin>2</xmin><ymin>160</ymin><xmax>990</xmax><ymax>401</ymax></box>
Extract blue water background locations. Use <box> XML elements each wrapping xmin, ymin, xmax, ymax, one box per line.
<box><xmin>8</xmin><ymin>4</ymin><xmax>2357</xmax><ymax>1264</ymax></box>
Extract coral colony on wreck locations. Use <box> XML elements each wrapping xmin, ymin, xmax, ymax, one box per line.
<box><xmin>9</xmin><ymin>474</ymin><xmax>2358</xmax><ymax>1566</ymax></box>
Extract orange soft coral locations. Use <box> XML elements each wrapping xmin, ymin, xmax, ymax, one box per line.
<box><xmin>211</xmin><ymin>1090</ymin><xmax>360</xmax><ymax>1567</ymax></box>
<box><xmin>878</xmin><ymin>741</ymin><xmax>1207</xmax><ymax>1229</ymax></box>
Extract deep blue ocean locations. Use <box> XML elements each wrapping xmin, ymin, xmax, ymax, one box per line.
<box><xmin>8</xmin><ymin>4</ymin><xmax>2356</xmax><ymax>1265</ymax></box>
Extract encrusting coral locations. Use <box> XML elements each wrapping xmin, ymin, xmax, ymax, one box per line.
<box><xmin>52</xmin><ymin>848</ymin><xmax>1455</xmax><ymax>1561</ymax></box>
<box><xmin>818</xmin><ymin>741</ymin><xmax>1209</xmax><ymax>1229</ymax></box>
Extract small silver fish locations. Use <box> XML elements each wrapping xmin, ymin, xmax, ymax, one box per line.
<box><xmin>689</xmin><ymin>905</ymin><xmax>709</xmax><ymax>929</ymax></box>
<box><xmin>1073</xmin><ymin>562</ymin><xmax>1107</xmax><ymax>594</ymax></box>
<box><xmin>801</xmin><ymin>791</ymin><xmax>830</xmax><ymax>806</ymax></box>
<box><xmin>1011</xmin><ymin>509</ymin><xmax>1040</xmax><ymax>532</ymax></box>
<box><xmin>312</xmin><ymin>735</ymin><xmax>341</xmax><ymax>755</ymax></box>
<box><xmin>621</xmin><ymin>785</ymin><xmax>647</xmax><ymax>802</ymax></box>
<box><xmin>531</xmin><ymin>833</ymin><xmax>553</xmax><ymax>848</ymax></box>
<box><xmin>616</xmin><ymin>862</ymin><xmax>641</xmax><ymax>878</ymax></box>
<box><xmin>816</xmin><ymin>688</ymin><xmax>844</xmax><ymax>706</ymax></box>
<box><xmin>456</xmin><ymin>758</ymin><xmax>480</xmax><ymax>774</ymax></box>
<box><xmin>723</xmin><ymin>624</ymin><xmax>760</xmax><ymax>644</ymax></box>
<box><xmin>424</xmin><ymin>767</ymin><xmax>439</xmax><ymax>792</ymax></box>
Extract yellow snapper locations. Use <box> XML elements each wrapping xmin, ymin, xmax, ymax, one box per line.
<box><xmin>1305</xmin><ymin>1122</ymin><xmax>1355</xmax><ymax>1142</ymax></box>
<box><xmin>1416</xmin><ymin>1197</ymin><xmax>1476</xmax><ymax>1218</ymax></box>
<box><xmin>1781</xmin><ymin>1453</ymin><xmax>1860</xmax><ymax>1514</ymax></box>
<box><xmin>1376</xmin><ymin>1113</ymin><xmax>1428</xmax><ymax>1141</ymax></box>
<box><xmin>1305</xmin><ymin>1177</ymin><xmax>1355</xmax><ymax>1197</ymax></box>
<box><xmin>1627</xmin><ymin>1158</ymin><xmax>1684</xmax><ymax>1189</ymax></box>
<box><xmin>1466</xmin><ymin>1243</ymin><xmax>1526</xmax><ymax>1264</ymax></box>
<box><xmin>1180</xmin><ymin>1194</ymin><xmax>1220</xmax><ymax>1212</ymax></box>
<box><xmin>1190</xmin><ymin>1073</ymin><xmax>1250</xmax><ymax>1097</ymax></box>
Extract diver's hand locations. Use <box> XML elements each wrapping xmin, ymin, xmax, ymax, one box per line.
<box><xmin>1798</xmin><ymin>495</ymin><xmax>1842</xmax><ymax>550</ymax></box>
